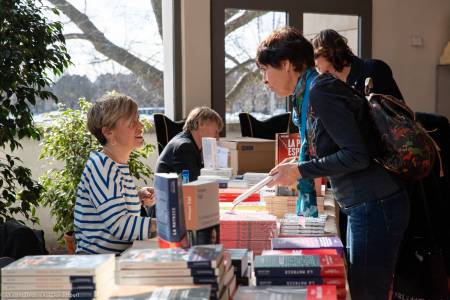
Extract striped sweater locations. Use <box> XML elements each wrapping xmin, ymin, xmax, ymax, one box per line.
<box><xmin>74</xmin><ymin>151</ymin><xmax>152</xmax><ymax>254</ymax></box>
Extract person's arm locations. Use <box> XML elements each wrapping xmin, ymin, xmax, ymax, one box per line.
<box><xmin>299</xmin><ymin>79</ymin><xmax>371</xmax><ymax>178</ymax></box>
<box><xmin>171</xmin><ymin>142</ymin><xmax>201</xmax><ymax>181</ymax></box>
<box><xmin>83</xmin><ymin>161</ymin><xmax>154</xmax><ymax>241</ymax></box>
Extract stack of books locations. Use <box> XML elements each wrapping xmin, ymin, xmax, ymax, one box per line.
<box><xmin>183</xmin><ymin>180</ymin><xmax>220</xmax><ymax>247</ymax></box>
<box><xmin>219</xmin><ymin>188</ymin><xmax>260</xmax><ymax>203</ymax></box>
<box><xmin>271</xmin><ymin>236</ymin><xmax>344</xmax><ymax>257</ymax></box>
<box><xmin>279</xmin><ymin>214</ymin><xmax>327</xmax><ymax>236</ymax></box>
<box><xmin>220</xmin><ymin>211</ymin><xmax>277</xmax><ymax>255</ymax></box>
<box><xmin>235</xmin><ymin>285</ymin><xmax>337</xmax><ymax>300</ymax></box>
<box><xmin>1</xmin><ymin>254</ymin><xmax>115</xmax><ymax>300</ymax></box>
<box><xmin>263</xmin><ymin>195</ymin><xmax>297</xmax><ymax>218</ymax></box>
<box><xmin>227</xmin><ymin>249</ymin><xmax>250</xmax><ymax>286</ymax></box>
<box><xmin>253</xmin><ymin>254</ymin><xmax>346</xmax><ymax>300</ymax></box>
<box><xmin>109</xmin><ymin>285</ymin><xmax>212</xmax><ymax>300</ymax></box>
<box><xmin>117</xmin><ymin>245</ymin><xmax>234</xmax><ymax>300</ymax></box>
<box><xmin>242</xmin><ymin>172</ymin><xmax>268</xmax><ymax>187</ymax></box>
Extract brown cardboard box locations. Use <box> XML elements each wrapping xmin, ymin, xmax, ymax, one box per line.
<box><xmin>219</xmin><ymin>137</ymin><xmax>275</xmax><ymax>175</ymax></box>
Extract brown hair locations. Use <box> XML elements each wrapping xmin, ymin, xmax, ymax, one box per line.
<box><xmin>87</xmin><ymin>92</ymin><xmax>138</xmax><ymax>145</ymax></box>
<box><xmin>312</xmin><ymin>29</ymin><xmax>354</xmax><ymax>72</ymax></box>
<box><xmin>183</xmin><ymin>107</ymin><xmax>223</xmax><ymax>133</ymax></box>
<box><xmin>256</xmin><ymin>26</ymin><xmax>314</xmax><ymax>72</ymax></box>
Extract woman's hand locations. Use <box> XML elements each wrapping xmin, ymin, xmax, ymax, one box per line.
<box><xmin>268</xmin><ymin>157</ymin><xmax>301</xmax><ymax>187</ymax></box>
<box><xmin>138</xmin><ymin>187</ymin><xmax>155</xmax><ymax>207</ymax></box>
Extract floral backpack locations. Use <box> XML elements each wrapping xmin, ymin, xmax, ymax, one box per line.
<box><xmin>363</xmin><ymin>78</ymin><xmax>442</xmax><ymax>181</ymax></box>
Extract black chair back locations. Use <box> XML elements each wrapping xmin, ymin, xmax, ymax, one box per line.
<box><xmin>153</xmin><ymin>113</ymin><xmax>185</xmax><ymax>154</ymax></box>
<box><xmin>238</xmin><ymin>112</ymin><xmax>292</xmax><ymax>140</ymax></box>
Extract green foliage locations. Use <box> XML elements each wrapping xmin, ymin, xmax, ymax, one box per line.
<box><xmin>38</xmin><ymin>98</ymin><xmax>154</xmax><ymax>241</ymax></box>
<box><xmin>0</xmin><ymin>0</ymin><xmax>71</xmax><ymax>223</ymax></box>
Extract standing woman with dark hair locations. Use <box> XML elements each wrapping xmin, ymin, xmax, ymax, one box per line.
<box><xmin>312</xmin><ymin>29</ymin><xmax>403</xmax><ymax>99</ymax></box>
<box><xmin>258</xmin><ymin>27</ymin><xmax>410</xmax><ymax>300</ymax></box>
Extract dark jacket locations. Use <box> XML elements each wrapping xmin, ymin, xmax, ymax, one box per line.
<box><xmin>155</xmin><ymin>131</ymin><xmax>203</xmax><ymax>182</ymax></box>
<box><xmin>347</xmin><ymin>55</ymin><xmax>403</xmax><ymax>100</ymax></box>
<box><xmin>299</xmin><ymin>74</ymin><xmax>403</xmax><ymax>208</ymax></box>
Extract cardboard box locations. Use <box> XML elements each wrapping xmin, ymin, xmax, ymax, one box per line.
<box><xmin>218</xmin><ymin>138</ymin><xmax>275</xmax><ymax>175</ymax></box>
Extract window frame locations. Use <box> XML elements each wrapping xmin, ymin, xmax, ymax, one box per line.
<box><xmin>211</xmin><ymin>0</ymin><xmax>372</xmax><ymax>133</ymax></box>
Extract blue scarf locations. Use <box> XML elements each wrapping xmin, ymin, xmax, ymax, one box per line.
<box><xmin>292</xmin><ymin>68</ymin><xmax>318</xmax><ymax>217</ymax></box>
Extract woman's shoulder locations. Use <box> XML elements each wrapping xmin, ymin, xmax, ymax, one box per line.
<box><xmin>310</xmin><ymin>74</ymin><xmax>350</xmax><ymax>98</ymax></box>
<box><xmin>364</xmin><ymin>58</ymin><xmax>393</xmax><ymax>77</ymax></box>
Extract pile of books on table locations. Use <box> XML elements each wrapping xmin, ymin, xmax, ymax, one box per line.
<box><xmin>1</xmin><ymin>254</ymin><xmax>115</xmax><ymax>300</ymax></box>
<box><xmin>117</xmin><ymin>245</ymin><xmax>235</xmax><ymax>300</ymax></box>
<box><xmin>227</xmin><ymin>249</ymin><xmax>251</xmax><ymax>287</ymax></box>
<box><xmin>109</xmin><ymin>285</ymin><xmax>212</xmax><ymax>300</ymax></box>
<box><xmin>262</xmin><ymin>236</ymin><xmax>346</xmax><ymax>300</ymax></box>
<box><xmin>220</xmin><ymin>211</ymin><xmax>277</xmax><ymax>255</ymax></box>
<box><xmin>279</xmin><ymin>214</ymin><xmax>327</xmax><ymax>236</ymax></box>
<box><xmin>253</xmin><ymin>254</ymin><xmax>345</xmax><ymax>299</ymax></box>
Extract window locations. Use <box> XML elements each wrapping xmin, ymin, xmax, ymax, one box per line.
<box><xmin>225</xmin><ymin>10</ymin><xmax>287</xmax><ymax>123</ymax></box>
<box><xmin>35</xmin><ymin>0</ymin><xmax>164</xmax><ymax>119</ymax></box>
<box><xmin>212</xmin><ymin>0</ymin><xmax>371</xmax><ymax>131</ymax></box>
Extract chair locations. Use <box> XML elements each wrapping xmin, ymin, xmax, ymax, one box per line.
<box><xmin>238</xmin><ymin>112</ymin><xmax>292</xmax><ymax>140</ymax></box>
<box><xmin>153</xmin><ymin>113</ymin><xmax>185</xmax><ymax>154</ymax></box>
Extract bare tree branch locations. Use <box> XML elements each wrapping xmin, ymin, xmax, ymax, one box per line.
<box><xmin>225</xmin><ymin>53</ymin><xmax>240</xmax><ymax>66</ymax></box>
<box><xmin>225</xmin><ymin>9</ymin><xmax>240</xmax><ymax>22</ymax></box>
<box><xmin>64</xmin><ymin>33</ymin><xmax>87</xmax><ymax>39</ymax></box>
<box><xmin>225</xmin><ymin>58</ymin><xmax>255</xmax><ymax>76</ymax></box>
<box><xmin>226</xmin><ymin>70</ymin><xmax>259</xmax><ymax>101</ymax></box>
<box><xmin>150</xmin><ymin>0</ymin><xmax>162</xmax><ymax>39</ymax></box>
<box><xmin>225</xmin><ymin>11</ymin><xmax>266</xmax><ymax>36</ymax></box>
<box><xmin>49</xmin><ymin>0</ymin><xmax>163</xmax><ymax>92</ymax></box>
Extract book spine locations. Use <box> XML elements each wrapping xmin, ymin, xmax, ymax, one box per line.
<box><xmin>256</xmin><ymin>276</ymin><xmax>345</xmax><ymax>287</ymax></box>
<box><xmin>255</xmin><ymin>267</ymin><xmax>321</xmax><ymax>278</ymax></box>
<box><xmin>155</xmin><ymin>176</ymin><xmax>186</xmax><ymax>244</ymax></box>
<box><xmin>183</xmin><ymin>185</ymin><xmax>197</xmax><ymax>230</ymax></box>
<box><xmin>187</xmin><ymin>261</ymin><xmax>213</xmax><ymax>269</ymax></box>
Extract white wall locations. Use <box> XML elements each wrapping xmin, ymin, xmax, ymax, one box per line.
<box><xmin>181</xmin><ymin>0</ymin><xmax>211</xmax><ymax>116</ymax></box>
<box><xmin>372</xmin><ymin>0</ymin><xmax>450</xmax><ymax>113</ymax></box>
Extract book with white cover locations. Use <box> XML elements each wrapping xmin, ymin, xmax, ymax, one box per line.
<box><xmin>1</xmin><ymin>254</ymin><xmax>114</xmax><ymax>277</ymax></box>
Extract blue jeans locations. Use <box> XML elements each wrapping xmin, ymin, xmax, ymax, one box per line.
<box><xmin>341</xmin><ymin>189</ymin><xmax>410</xmax><ymax>300</ymax></box>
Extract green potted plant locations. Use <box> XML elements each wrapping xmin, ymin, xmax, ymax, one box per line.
<box><xmin>1</xmin><ymin>0</ymin><xmax>70</xmax><ymax>224</ymax></box>
<box><xmin>38</xmin><ymin>98</ymin><xmax>154</xmax><ymax>253</ymax></box>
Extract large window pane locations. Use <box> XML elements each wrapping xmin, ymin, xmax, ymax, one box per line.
<box><xmin>224</xmin><ymin>10</ymin><xmax>287</xmax><ymax>124</ymax></box>
<box><xmin>35</xmin><ymin>0</ymin><xmax>164</xmax><ymax>121</ymax></box>
<box><xmin>303</xmin><ymin>13</ymin><xmax>359</xmax><ymax>55</ymax></box>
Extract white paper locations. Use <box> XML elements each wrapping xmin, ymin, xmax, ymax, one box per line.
<box><xmin>216</xmin><ymin>146</ymin><xmax>229</xmax><ymax>168</ymax></box>
<box><xmin>202</xmin><ymin>137</ymin><xmax>217</xmax><ymax>169</ymax></box>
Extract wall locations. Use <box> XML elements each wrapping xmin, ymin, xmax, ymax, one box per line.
<box><xmin>372</xmin><ymin>0</ymin><xmax>450</xmax><ymax>113</ymax></box>
<box><xmin>181</xmin><ymin>0</ymin><xmax>211</xmax><ymax>116</ymax></box>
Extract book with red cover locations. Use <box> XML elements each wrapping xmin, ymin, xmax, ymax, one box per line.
<box><xmin>219</xmin><ymin>188</ymin><xmax>260</xmax><ymax>202</ymax></box>
<box><xmin>261</xmin><ymin>249</ymin><xmax>339</xmax><ymax>256</ymax></box>
<box><xmin>235</xmin><ymin>285</ymin><xmax>337</xmax><ymax>300</ymax></box>
<box><xmin>275</xmin><ymin>133</ymin><xmax>300</xmax><ymax>164</ymax></box>
<box><xmin>220</xmin><ymin>211</ymin><xmax>277</xmax><ymax>241</ymax></box>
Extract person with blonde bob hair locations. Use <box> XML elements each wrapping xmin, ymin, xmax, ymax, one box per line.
<box><xmin>156</xmin><ymin>106</ymin><xmax>223</xmax><ymax>182</ymax></box>
<box><xmin>74</xmin><ymin>92</ymin><xmax>156</xmax><ymax>254</ymax></box>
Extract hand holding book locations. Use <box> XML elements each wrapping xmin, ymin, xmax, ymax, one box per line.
<box><xmin>267</xmin><ymin>157</ymin><xmax>300</xmax><ymax>187</ymax></box>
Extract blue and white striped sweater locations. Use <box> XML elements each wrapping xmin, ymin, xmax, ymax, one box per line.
<box><xmin>74</xmin><ymin>151</ymin><xmax>152</xmax><ymax>254</ymax></box>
